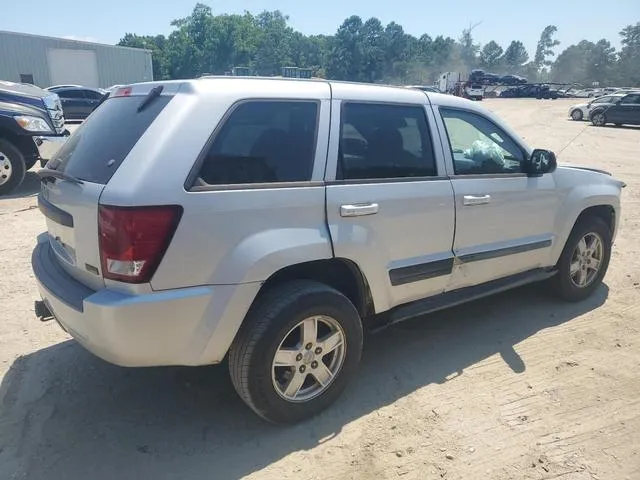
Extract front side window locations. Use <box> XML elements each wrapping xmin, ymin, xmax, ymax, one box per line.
<box><xmin>196</xmin><ymin>101</ymin><xmax>318</xmax><ymax>186</ymax></box>
<box><xmin>440</xmin><ymin>108</ymin><xmax>524</xmax><ymax>175</ymax></box>
<box><xmin>591</xmin><ymin>96</ymin><xmax>614</xmax><ymax>104</ymax></box>
<box><xmin>338</xmin><ymin>103</ymin><xmax>437</xmax><ymax>180</ymax></box>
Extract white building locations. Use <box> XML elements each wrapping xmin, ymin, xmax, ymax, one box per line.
<box><xmin>0</xmin><ymin>31</ymin><xmax>153</xmax><ymax>88</ymax></box>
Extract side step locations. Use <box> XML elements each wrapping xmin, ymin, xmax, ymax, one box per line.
<box><xmin>372</xmin><ymin>268</ymin><xmax>557</xmax><ymax>331</ymax></box>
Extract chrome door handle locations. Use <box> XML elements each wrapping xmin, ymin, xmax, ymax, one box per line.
<box><xmin>463</xmin><ymin>194</ymin><xmax>491</xmax><ymax>206</ymax></box>
<box><xmin>340</xmin><ymin>203</ymin><xmax>379</xmax><ymax>217</ymax></box>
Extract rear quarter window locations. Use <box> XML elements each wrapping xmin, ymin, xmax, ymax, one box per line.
<box><xmin>194</xmin><ymin>101</ymin><xmax>319</xmax><ymax>186</ymax></box>
<box><xmin>52</xmin><ymin>95</ymin><xmax>172</xmax><ymax>185</ymax></box>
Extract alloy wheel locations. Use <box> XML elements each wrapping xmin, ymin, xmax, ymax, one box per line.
<box><xmin>570</xmin><ymin>232</ymin><xmax>604</xmax><ymax>288</ymax></box>
<box><xmin>272</xmin><ymin>315</ymin><xmax>346</xmax><ymax>402</ymax></box>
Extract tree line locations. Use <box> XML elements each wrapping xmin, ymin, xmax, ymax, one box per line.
<box><xmin>118</xmin><ymin>3</ymin><xmax>640</xmax><ymax>87</ymax></box>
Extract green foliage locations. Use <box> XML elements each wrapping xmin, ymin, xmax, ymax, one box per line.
<box><xmin>479</xmin><ymin>41</ymin><xmax>503</xmax><ymax>70</ymax></box>
<box><xmin>117</xmin><ymin>5</ymin><xmax>640</xmax><ymax>87</ymax></box>
<box><xmin>617</xmin><ymin>23</ymin><xmax>640</xmax><ymax>86</ymax></box>
<box><xmin>502</xmin><ymin>41</ymin><xmax>529</xmax><ymax>73</ymax></box>
<box><xmin>534</xmin><ymin>25</ymin><xmax>560</xmax><ymax>69</ymax></box>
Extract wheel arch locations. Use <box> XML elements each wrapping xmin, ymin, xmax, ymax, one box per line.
<box><xmin>552</xmin><ymin>200</ymin><xmax>618</xmax><ymax>266</ymax></box>
<box><xmin>256</xmin><ymin>258</ymin><xmax>375</xmax><ymax>321</ymax></box>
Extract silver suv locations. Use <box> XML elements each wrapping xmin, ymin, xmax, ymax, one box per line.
<box><xmin>32</xmin><ymin>78</ymin><xmax>624</xmax><ymax>423</ymax></box>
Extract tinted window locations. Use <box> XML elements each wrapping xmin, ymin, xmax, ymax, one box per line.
<box><xmin>196</xmin><ymin>101</ymin><xmax>318</xmax><ymax>185</ymax></box>
<box><xmin>440</xmin><ymin>108</ymin><xmax>524</xmax><ymax>175</ymax></box>
<box><xmin>53</xmin><ymin>95</ymin><xmax>172</xmax><ymax>184</ymax></box>
<box><xmin>84</xmin><ymin>89</ymin><xmax>104</xmax><ymax>100</ymax></box>
<box><xmin>622</xmin><ymin>94</ymin><xmax>640</xmax><ymax>104</ymax></box>
<box><xmin>591</xmin><ymin>96</ymin><xmax>614</xmax><ymax>104</ymax></box>
<box><xmin>338</xmin><ymin>103</ymin><xmax>437</xmax><ymax>180</ymax></box>
<box><xmin>58</xmin><ymin>89</ymin><xmax>86</xmax><ymax>99</ymax></box>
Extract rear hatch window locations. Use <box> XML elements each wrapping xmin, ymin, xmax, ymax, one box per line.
<box><xmin>51</xmin><ymin>95</ymin><xmax>172</xmax><ymax>185</ymax></box>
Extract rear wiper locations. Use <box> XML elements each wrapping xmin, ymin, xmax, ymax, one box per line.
<box><xmin>137</xmin><ymin>85</ymin><xmax>164</xmax><ymax>112</ymax></box>
<box><xmin>37</xmin><ymin>168</ymin><xmax>84</xmax><ymax>185</ymax></box>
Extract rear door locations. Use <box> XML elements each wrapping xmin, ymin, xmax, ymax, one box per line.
<box><xmin>57</xmin><ymin>88</ymin><xmax>85</xmax><ymax>118</ymax></box>
<box><xmin>325</xmin><ymin>87</ymin><xmax>455</xmax><ymax>312</ymax></box>
<box><xmin>38</xmin><ymin>87</ymin><xmax>175</xmax><ymax>290</ymax></box>
<box><xmin>82</xmin><ymin>89</ymin><xmax>105</xmax><ymax>115</ymax></box>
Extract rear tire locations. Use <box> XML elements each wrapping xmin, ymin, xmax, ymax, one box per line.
<box><xmin>549</xmin><ymin>217</ymin><xmax>611</xmax><ymax>302</ymax></box>
<box><xmin>0</xmin><ymin>139</ymin><xmax>26</xmax><ymax>196</ymax></box>
<box><xmin>229</xmin><ymin>280</ymin><xmax>363</xmax><ymax>424</ymax></box>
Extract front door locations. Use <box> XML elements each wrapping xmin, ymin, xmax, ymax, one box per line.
<box><xmin>435</xmin><ymin>106</ymin><xmax>561</xmax><ymax>290</ymax></box>
<box><xmin>325</xmin><ymin>92</ymin><xmax>455</xmax><ymax>312</ymax></box>
<box><xmin>614</xmin><ymin>94</ymin><xmax>640</xmax><ymax>124</ymax></box>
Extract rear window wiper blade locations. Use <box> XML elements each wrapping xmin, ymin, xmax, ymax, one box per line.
<box><xmin>37</xmin><ymin>168</ymin><xmax>84</xmax><ymax>185</ymax></box>
<box><xmin>137</xmin><ymin>85</ymin><xmax>164</xmax><ymax>112</ymax></box>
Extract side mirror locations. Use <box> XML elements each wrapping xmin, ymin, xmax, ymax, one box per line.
<box><xmin>526</xmin><ymin>149</ymin><xmax>557</xmax><ymax>176</ymax></box>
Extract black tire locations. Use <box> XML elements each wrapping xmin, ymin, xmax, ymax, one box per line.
<box><xmin>614</xmin><ymin>123</ymin><xmax>622</xmax><ymax>127</ymax></box>
<box><xmin>0</xmin><ymin>139</ymin><xmax>26</xmax><ymax>196</ymax></box>
<box><xmin>549</xmin><ymin>216</ymin><xmax>611</xmax><ymax>302</ymax></box>
<box><xmin>229</xmin><ymin>280</ymin><xmax>363</xmax><ymax>424</ymax></box>
<box><xmin>591</xmin><ymin>111</ymin><xmax>607</xmax><ymax>126</ymax></box>
<box><xmin>571</xmin><ymin>109</ymin><xmax>583</xmax><ymax>121</ymax></box>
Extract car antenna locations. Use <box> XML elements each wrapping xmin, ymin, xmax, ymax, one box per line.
<box><xmin>137</xmin><ymin>85</ymin><xmax>163</xmax><ymax>112</ymax></box>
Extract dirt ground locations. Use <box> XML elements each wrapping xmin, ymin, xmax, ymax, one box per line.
<box><xmin>1</xmin><ymin>99</ymin><xmax>639</xmax><ymax>480</ymax></box>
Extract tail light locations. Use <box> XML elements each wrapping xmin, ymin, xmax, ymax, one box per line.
<box><xmin>98</xmin><ymin>205</ymin><xmax>183</xmax><ymax>283</ymax></box>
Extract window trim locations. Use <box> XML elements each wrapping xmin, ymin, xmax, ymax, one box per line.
<box><xmin>332</xmin><ymin>100</ymin><xmax>440</xmax><ymax>183</ymax></box>
<box><xmin>437</xmin><ymin>106</ymin><xmax>529</xmax><ymax>178</ymax></box>
<box><xmin>184</xmin><ymin>98</ymin><xmax>322</xmax><ymax>192</ymax></box>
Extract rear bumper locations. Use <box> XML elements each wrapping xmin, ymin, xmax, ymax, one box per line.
<box><xmin>31</xmin><ymin>236</ymin><xmax>260</xmax><ymax>367</ymax></box>
<box><xmin>33</xmin><ymin>133</ymin><xmax>68</xmax><ymax>166</ymax></box>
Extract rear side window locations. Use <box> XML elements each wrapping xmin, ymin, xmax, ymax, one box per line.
<box><xmin>58</xmin><ymin>89</ymin><xmax>85</xmax><ymax>99</ymax></box>
<box><xmin>196</xmin><ymin>101</ymin><xmax>318</xmax><ymax>186</ymax></box>
<box><xmin>53</xmin><ymin>95</ymin><xmax>171</xmax><ymax>184</ymax></box>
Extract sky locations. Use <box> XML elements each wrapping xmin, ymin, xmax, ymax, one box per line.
<box><xmin>3</xmin><ymin>0</ymin><xmax>639</xmax><ymax>58</ymax></box>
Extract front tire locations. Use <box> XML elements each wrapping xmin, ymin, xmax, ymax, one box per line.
<box><xmin>0</xmin><ymin>139</ymin><xmax>26</xmax><ymax>196</ymax></box>
<box><xmin>229</xmin><ymin>280</ymin><xmax>363</xmax><ymax>424</ymax></box>
<box><xmin>549</xmin><ymin>217</ymin><xmax>611</xmax><ymax>302</ymax></box>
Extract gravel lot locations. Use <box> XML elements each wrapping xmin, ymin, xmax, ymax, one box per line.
<box><xmin>1</xmin><ymin>99</ymin><xmax>639</xmax><ymax>480</ymax></box>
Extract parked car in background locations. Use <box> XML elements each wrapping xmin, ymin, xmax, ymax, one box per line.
<box><xmin>568</xmin><ymin>94</ymin><xmax>625</xmax><ymax>121</ymax></box>
<box><xmin>46</xmin><ymin>86</ymin><xmax>108</xmax><ymax>120</ymax></box>
<box><xmin>482</xmin><ymin>73</ymin><xmax>500</xmax><ymax>85</ymax></box>
<box><xmin>591</xmin><ymin>92</ymin><xmax>640</xmax><ymax>127</ymax></box>
<box><xmin>500</xmin><ymin>74</ymin><xmax>527</xmax><ymax>85</ymax></box>
<box><xmin>613</xmin><ymin>89</ymin><xmax>640</xmax><ymax>95</ymax></box>
<box><xmin>0</xmin><ymin>80</ymin><xmax>68</xmax><ymax>194</ymax></box>
<box><xmin>32</xmin><ymin>77</ymin><xmax>623</xmax><ymax>423</ymax></box>
<box><xmin>464</xmin><ymin>83</ymin><xmax>484</xmax><ymax>100</ymax></box>
<box><xmin>500</xmin><ymin>84</ymin><xmax>558</xmax><ymax>99</ymax></box>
